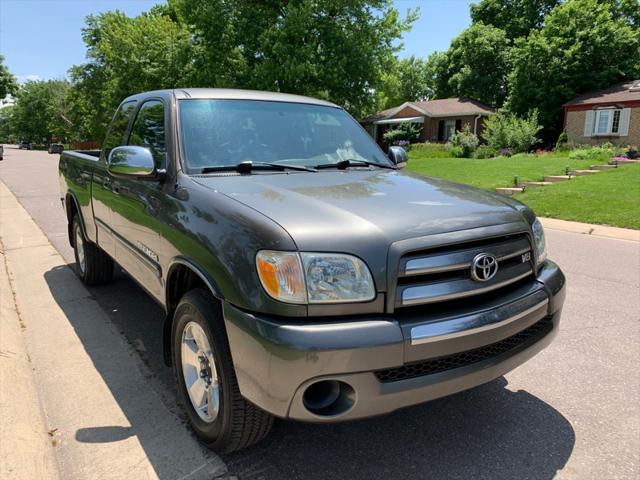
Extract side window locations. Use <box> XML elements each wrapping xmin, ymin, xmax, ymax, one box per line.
<box><xmin>128</xmin><ymin>100</ymin><xmax>166</xmax><ymax>168</ymax></box>
<box><xmin>103</xmin><ymin>101</ymin><xmax>137</xmax><ymax>161</ymax></box>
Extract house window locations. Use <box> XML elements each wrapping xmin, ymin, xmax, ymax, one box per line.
<box><xmin>444</xmin><ymin>120</ymin><xmax>456</xmax><ymax>141</ymax></box>
<box><xmin>594</xmin><ymin>109</ymin><xmax>621</xmax><ymax>135</ymax></box>
<box><xmin>612</xmin><ymin>110</ymin><xmax>621</xmax><ymax>133</ymax></box>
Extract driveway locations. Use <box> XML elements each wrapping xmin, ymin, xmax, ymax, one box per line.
<box><xmin>1</xmin><ymin>146</ymin><xmax>638</xmax><ymax>479</ymax></box>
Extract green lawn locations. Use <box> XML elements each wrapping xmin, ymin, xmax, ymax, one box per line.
<box><xmin>407</xmin><ymin>150</ymin><xmax>611</xmax><ymax>190</ymax></box>
<box><xmin>518</xmin><ymin>164</ymin><xmax>640</xmax><ymax>229</ymax></box>
<box><xmin>407</xmin><ymin>150</ymin><xmax>640</xmax><ymax>229</ymax></box>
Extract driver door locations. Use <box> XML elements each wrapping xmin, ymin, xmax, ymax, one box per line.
<box><xmin>110</xmin><ymin>99</ymin><xmax>167</xmax><ymax>301</ymax></box>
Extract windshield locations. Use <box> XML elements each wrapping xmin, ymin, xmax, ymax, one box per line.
<box><xmin>178</xmin><ymin>99</ymin><xmax>390</xmax><ymax>172</ymax></box>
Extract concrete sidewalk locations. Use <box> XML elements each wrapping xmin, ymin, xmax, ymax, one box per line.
<box><xmin>1</xmin><ymin>241</ymin><xmax>60</xmax><ymax>480</ymax></box>
<box><xmin>0</xmin><ymin>180</ymin><xmax>226</xmax><ymax>479</ymax></box>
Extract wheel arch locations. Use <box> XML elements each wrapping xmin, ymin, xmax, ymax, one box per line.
<box><xmin>163</xmin><ymin>257</ymin><xmax>225</xmax><ymax>366</ymax></box>
<box><xmin>65</xmin><ymin>192</ymin><xmax>87</xmax><ymax>247</ymax></box>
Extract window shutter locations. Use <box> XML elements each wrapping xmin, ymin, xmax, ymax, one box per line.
<box><xmin>583</xmin><ymin>110</ymin><xmax>594</xmax><ymax>137</ymax></box>
<box><xmin>437</xmin><ymin>120</ymin><xmax>444</xmax><ymax>141</ymax></box>
<box><xmin>455</xmin><ymin>119</ymin><xmax>462</xmax><ymax>132</ymax></box>
<box><xmin>618</xmin><ymin>108</ymin><xmax>631</xmax><ymax>136</ymax></box>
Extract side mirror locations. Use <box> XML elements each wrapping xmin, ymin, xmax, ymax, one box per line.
<box><xmin>108</xmin><ymin>146</ymin><xmax>156</xmax><ymax>178</ymax></box>
<box><xmin>388</xmin><ymin>146</ymin><xmax>408</xmax><ymax>168</ymax></box>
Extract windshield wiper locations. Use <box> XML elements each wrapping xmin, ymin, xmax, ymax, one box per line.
<box><xmin>201</xmin><ymin>161</ymin><xmax>317</xmax><ymax>174</ymax></box>
<box><xmin>314</xmin><ymin>159</ymin><xmax>396</xmax><ymax>170</ymax></box>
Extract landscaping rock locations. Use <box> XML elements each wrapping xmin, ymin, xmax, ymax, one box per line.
<box><xmin>609</xmin><ymin>158</ymin><xmax>640</xmax><ymax>165</ymax></box>
<box><xmin>590</xmin><ymin>165</ymin><xmax>617</xmax><ymax>170</ymax></box>
<box><xmin>495</xmin><ymin>187</ymin><xmax>525</xmax><ymax>195</ymax></box>
<box><xmin>522</xmin><ymin>181</ymin><xmax>553</xmax><ymax>188</ymax></box>
<box><xmin>571</xmin><ymin>170</ymin><xmax>600</xmax><ymax>176</ymax></box>
<box><xmin>544</xmin><ymin>175</ymin><xmax>572</xmax><ymax>182</ymax></box>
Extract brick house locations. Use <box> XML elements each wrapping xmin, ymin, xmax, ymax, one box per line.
<box><xmin>563</xmin><ymin>80</ymin><xmax>640</xmax><ymax>147</ymax></box>
<box><xmin>361</xmin><ymin>98</ymin><xmax>495</xmax><ymax>148</ymax></box>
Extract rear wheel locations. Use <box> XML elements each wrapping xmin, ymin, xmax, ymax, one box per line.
<box><xmin>72</xmin><ymin>214</ymin><xmax>113</xmax><ymax>285</ymax></box>
<box><xmin>172</xmin><ymin>288</ymin><xmax>273</xmax><ymax>453</ymax></box>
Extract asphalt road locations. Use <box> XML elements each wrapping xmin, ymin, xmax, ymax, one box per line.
<box><xmin>1</xmin><ymin>146</ymin><xmax>638</xmax><ymax>479</ymax></box>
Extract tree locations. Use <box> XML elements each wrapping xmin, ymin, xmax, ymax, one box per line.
<box><xmin>0</xmin><ymin>55</ymin><xmax>18</xmax><ymax>99</ymax></box>
<box><xmin>610</xmin><ymin>0</ymin><xmax>640</xmax><ymax>29</ymax></box>
<box><xmin>11</xmin><ymin>80</ymin><xmax>71</xmax><ymax>142</ymax></box>
<box><xmin>171</xmin><ymin>0</ymin><xmax>417</xmax><ymax>117</ymax></box>
<box><xmin>506</xmin><ymin>0</ymin><xmax>640</xmax><ymax>142</ymax></box>
<box><xmin>376</xmin><ymin>56</ymin><xmax>433</xmax><ymax>109</ymax></box>
<box><xmin>470</xmin><ymin>0</ymin><xmax>561</xmax><ymax>40</ymax></box>
<box><xmin>424</xmin><ymin>51</ymin><xmax>453</xmax><ymax>100</ymax></box>
<box><xmin>0</xmin><ymin>106</ymin><xmax>16</xmax><ymax>143</ymax></box>
<box><xmin>427</xmin><ymin>0</ymin><xmax>566</xmax><ymax>107</ymax></box>
<box><xmin>67</xmin><ymin>8</ymin><xmax>194</xmax><ymax>141</ymax></box>
<box><xmin>441</xmin><ymin>23</ymin><xmax>512</xmax><ymax>106</ymax></box>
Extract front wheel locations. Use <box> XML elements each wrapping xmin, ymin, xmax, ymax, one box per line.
<box><xmin>172</xmin><ymin>288</ymin><xmax>273</xmax><ymax>453</ymax></box>
<box><xmin>72</xmin><ymin>214</ymin><xmax>113</xmax><ymax>285</ymax></box>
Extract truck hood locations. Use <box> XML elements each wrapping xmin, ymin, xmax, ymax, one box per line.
<box><xmin>192</xmin><ymin>169</ymin><xmax>527</xmax><ymax>250</ymax></box>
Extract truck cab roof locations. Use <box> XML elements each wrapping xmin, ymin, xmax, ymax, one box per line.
<box><xmin>123</xmin><ymin>88</ymin><xmax>339</xmax><ymax>108</ymax></box>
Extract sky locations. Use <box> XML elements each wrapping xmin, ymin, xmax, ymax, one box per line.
<box><xmin>0</xmin><ymin>0</ymin><xmax>474</xmax><ymax>82</ymax></box>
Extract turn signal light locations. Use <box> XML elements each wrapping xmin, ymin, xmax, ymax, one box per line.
<box><xmin>256</xmin><ymin>251</ymin><xmax>307</xmax><ymax>304</ymax></box>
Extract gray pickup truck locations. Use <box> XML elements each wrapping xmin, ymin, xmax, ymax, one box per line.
<box><xmin>59</xmin><ymin>89</ymin><xmax>565</xmax><ymax>453</ymax></box>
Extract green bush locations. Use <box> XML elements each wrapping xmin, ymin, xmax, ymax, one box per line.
<box><xmin>450</xmin><ymin>124</ymin><xmax>479</xmax><ymax>158</ymax></box>
<box><xmin>482</xmin><ymin>109</ymin><xmax>541</xmax><ymax>153</ymax></box>
<box><xmin>450</xmin><ymin>146</ymin><xmax>464</xmax><ymax>158</ymax></box>
<box><xmin>383</xmin><ymin>123</ymin><xmax>420</xmax><ymax>145</ymax></box>
<box><xmin>568</xmin><ymin>145</ymin><xmax>620</xmax><ymax>161</ymax></box>
<box><xmin>474</xmin><ymin>145</ymin><xmax>498</xmax><ymax>159</ymax></box>
<box><xmin>555</xmin><ymin>130</ymin><xmax>569</xmax><ymax>151</ymax></box>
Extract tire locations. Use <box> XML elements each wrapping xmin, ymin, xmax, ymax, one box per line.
<box><xmin>172</xmin><ymin>288</ymin><xmax>273</xmax><ymax>453</ymax></box>
<box><xmin>72</xmin><ymin>214</ymin><xmax>114</xmax><ymax>285</ymax></box>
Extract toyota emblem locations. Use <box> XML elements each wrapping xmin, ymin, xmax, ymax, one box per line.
<box><xmin>471</xmin><ymin>253</ymin><xmax>498</xmax><ymax>282</ymax></box>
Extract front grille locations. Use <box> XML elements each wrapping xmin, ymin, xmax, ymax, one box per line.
<box><xmin>374</xmin><ymin>316</ymin><xmax>553</xmax><ymax>383</ymax></box>
<box><xmin>395</xmin><ymin>233</ymin><xmax>534</xmax><ymax>309</ymax></box>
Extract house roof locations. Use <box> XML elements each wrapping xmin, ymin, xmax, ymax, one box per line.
<box><xmin>363</xmin><ymin>97</ymin><xmax>495</xmax><ymax>123</ymax></box>
<box><xmin>563</xmin><ymin>80</ymin><xmax>640</xmax><ymax>107</ymax></box>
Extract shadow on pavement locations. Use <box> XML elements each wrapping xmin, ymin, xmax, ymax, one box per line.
<box><xmin>43</xmin><ymin>265</ymin><xmax>222</xmax><ymax>479</ymax></box>
<box><xmin>47</xmin><ymin>263</ymin><xmax>575</xmax><ymax>480</ymax></box>
<box><xmin>76</xmin><ymin>426</ymin><xmax>134</xmax><ymax>443</ymax></box>
<box><xmin>226</xmin><ymin>378</ymin><xmax>575</xmax><ymax>480</ymax></box>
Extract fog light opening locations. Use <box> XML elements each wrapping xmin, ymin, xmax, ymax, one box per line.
<box><xmin>302</xmin><ymin>380</ymin><xmax>356</xmax><ymax>417</ymax></box>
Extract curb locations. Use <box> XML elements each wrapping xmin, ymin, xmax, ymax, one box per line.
<box><xmin>539</xmin><ymin>217</ymin><xmax>640</xmax><ymax>242</ymax></box>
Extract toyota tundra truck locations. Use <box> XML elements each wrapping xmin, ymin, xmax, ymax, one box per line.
<box><xmin>59</xmin><ymin>89</ymin><xmax>566</xmax><ymax>453</ymax></box>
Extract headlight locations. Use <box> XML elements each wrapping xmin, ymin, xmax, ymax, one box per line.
<box><xmin>256</xmin><ymin>251</ymin><xmax>375</xmax><ymax>304</ymax></box>
<box><xmin>532</xmin><ymin>218</ymin><xmax>547</xmax><ymax>264</ymax></box>
<box><xmin>301</xmin><ymin>253</ymin><xmax>375</xmax><ymax>303</ymax></box>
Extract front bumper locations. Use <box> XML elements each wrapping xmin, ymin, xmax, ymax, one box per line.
<box><xmin>223</xmin><ymin>260</ymin><xmax>566</xmax><ymax>422</ymax></box>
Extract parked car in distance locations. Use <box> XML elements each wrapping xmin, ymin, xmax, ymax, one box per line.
<box><xmin>59</xmin><ymin>89</ymin><xmax>566</xmax><ymax>453</ymax></box>
<box><xmin>0</xmin><ymin>145</ymin><xmax>4</xmax><ymax>160</ymax></box>
<box><xmin>19</xmin><ymin>141</ymin><xmax>31</xmax><ymax>150</ymax></box>
<box><xmin>48</xmin><ymin>142</ymin><xmax>64</xmax><ymax>154</ymax></box>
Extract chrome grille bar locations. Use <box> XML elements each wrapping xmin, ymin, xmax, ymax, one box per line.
<box><xmin>400</xmin><ymin>270</ymin><xmax>532</xmax><ymax>307</ymax></box>
<box><xmin>402</xmin><ymin>237</ymin><xmax>531</xmax><ymax>277</ymax></box>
